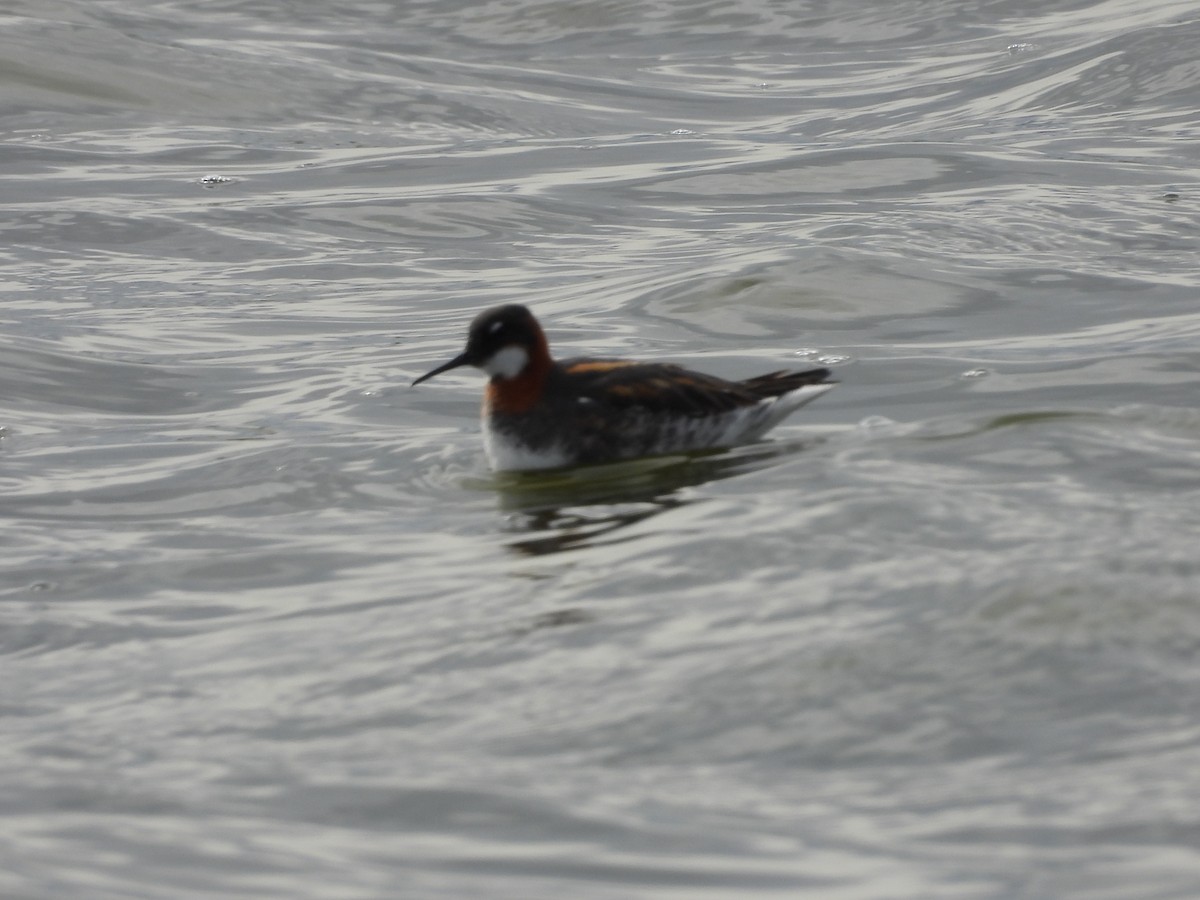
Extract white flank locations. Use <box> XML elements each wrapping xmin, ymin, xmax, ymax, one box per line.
<box><xmin>726</xmin><ymin>382</ymin><xmax>835</xmax><ymax>444</ymax></box>
<box><xmin>480</xmin><ymin>380</ymin><xmax>834</xmax><ymax>472</ymax></box>
<box><xmin>483</xmin><ymin>423</ymin><xmax>570</xmax><ymax>472</ymax></box>
<box><xmin>481</xmin><ymin>345</ymin><xmax>529</xmax><ymax>380</ymax></box>
<box><xmin>673</xmin><ymin>382</ymin><xmax>834</xmax><ymax>452</ymax></box>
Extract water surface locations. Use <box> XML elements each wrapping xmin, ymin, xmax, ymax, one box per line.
<box><xmin>3</xmin><ymin>1</ymin><xmax>1200</xmax><ymax>897</ymax></box>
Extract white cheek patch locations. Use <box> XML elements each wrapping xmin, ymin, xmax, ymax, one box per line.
<box><xmin>481</xmin><ymin>345</ymin><xmax>529</xmax><ymax>380</ymax></box>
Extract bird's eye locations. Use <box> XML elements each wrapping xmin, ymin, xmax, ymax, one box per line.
<box><xmin>488</xmin><ymin>321</ymin><xmax>504</xmax><ymax>335</ymax></box>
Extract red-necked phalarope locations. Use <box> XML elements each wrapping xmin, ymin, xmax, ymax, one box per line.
<box><xmin>413</xmin><ymin>304</ymin><xmax>835</xmax><ymax>471</ymax></box>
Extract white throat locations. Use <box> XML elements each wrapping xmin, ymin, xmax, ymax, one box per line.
<box><xmin>481</xmin><ymin>345</ymin><xmax>529</xmax><ymax>380</ymax></box>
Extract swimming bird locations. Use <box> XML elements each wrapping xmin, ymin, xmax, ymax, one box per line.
<box><xmin>412</xmin><ymin>304</ymin><xmax>835</xmax><ymax>471</ymax></box>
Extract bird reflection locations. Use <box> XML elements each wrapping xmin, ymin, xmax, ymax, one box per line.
<box><xmin>480</xmin><ymin>437</ymin><xmax>821</xmax><ymax>557</ymax></box>
<box><xmin>506</xmin><ymin>499</ymin><xmax>684</xmax><ymax>556</ymax></box>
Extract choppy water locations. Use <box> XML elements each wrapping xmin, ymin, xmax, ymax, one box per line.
<box><xmin>3</xmin><ymin>0</ymin><xmax>1200</xmax><ymax>897</ymax></box>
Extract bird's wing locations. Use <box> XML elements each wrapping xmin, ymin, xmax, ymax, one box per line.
<box><xmin>558</xmin><ymin>358</ymin><xmax>764</xmax><ymax>416</ymax></box>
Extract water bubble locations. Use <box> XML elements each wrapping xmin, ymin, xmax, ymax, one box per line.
<box><xmin>1006</xmin><ymin>42</ymin><xmax>1037</xmax><ymax>54</ymax></box>
<box><xmin>960</xmin><ymin>368</ymin><xmax>990</xmax><ymax>379</ymax></box>
<box><xmin>670</xmin><ymin>128</ymin><xmax>695</xmax><ymax>136</ymax></box>
<box><xmin>817</xmin><ymin>354</ymin><xmax>852</xmax><ymax>366</ymax></box>
<box><xmin>793</xmin><ymin>348</ymin><xmax>821</xmax><ymax>360</ymax></box>
<box><xmin>1162</xmin><ymin>187</ymin><xmax>1181</xmax><ymax>202</ymax></box>
<box><xmin>199</xmin><ymin>174</ymin><xmax>236</xmax><ymax>187</ymax></box>
<box><xmin>858</xmin><ymin>415</ymin><xmax>896</xmax><ymax>431</ymax></box>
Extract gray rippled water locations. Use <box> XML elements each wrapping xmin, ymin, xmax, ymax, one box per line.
<box><xmin>3</xmin><ymin>0</ymin><xmax>1200</xmax><ymax>897</ymax></box>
